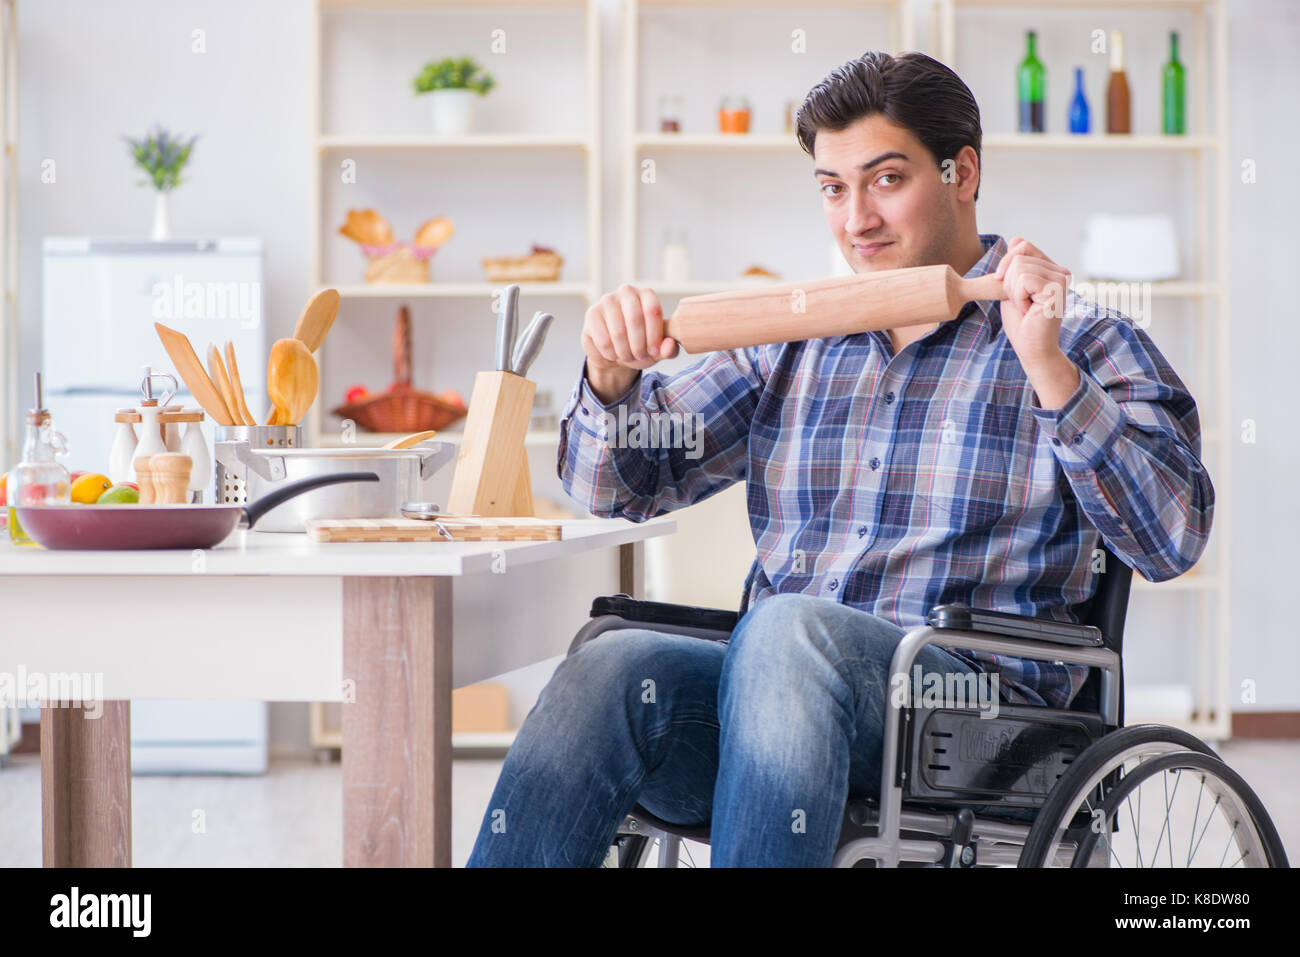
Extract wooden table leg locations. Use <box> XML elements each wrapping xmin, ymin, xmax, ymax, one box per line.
<box><xmin>41</xmin><ymin>701</ymin><xmax>132</xmax><ymax>867</ymax></box>
<box><xmin>342</xmin><ymin>576</ymin><xmax>453</xmax><ymax>867</ymax></box>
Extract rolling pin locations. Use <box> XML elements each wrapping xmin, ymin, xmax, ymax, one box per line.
<box><xmin>663</xmin><ymin>264</ymin><xmax>1005</xmax><ymax>353</ymax></box>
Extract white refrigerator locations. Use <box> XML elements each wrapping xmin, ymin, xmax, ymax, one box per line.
<box><xmin>40</xmin><ymin>237</ymin><xmax>268</xmax><ymax>774</ymax></box>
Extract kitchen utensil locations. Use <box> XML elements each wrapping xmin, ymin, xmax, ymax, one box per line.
<box><xmin>224</xmin><ymin>341</ymin><xmax>257</xmax><ymax>427</ymax></box>
<box><xmin>266</xmin><ymin>337</ymin><xmax>318</xmax><ymax>426</ymax></box>
<box><xmin>382</xmin><ymin>430</ymin><xmax>439</xmax><ymax>450</ymax></box>
<box><xmin>154</xmin><ymin>322</ymin><xmax>237</xmax><ymax>426</ymax></box>
<box><xmin>293</xmin><ymin>288</ymin><xmax>341</xmax><ymax>353</ymax></box>
<box><xmin>213</xmin><ymin>434</ymin><xmax>455</xmax><ymax>532</ymax></box>
<box><xmin>132</xmin><ymin>368</ymin><xmax>176</xmax><ymax>485</ymax></box>
<box><xmin>306</xmin><ymin>515</ymin><xmax>562</xmax><ymax>543</ymax></box>
<box><xmin>181</xmin><ymin>418</ymin><xmax>210</xmax><ymax>501</ymax></box>
<box><xmin>206</xmin><ymin>344</ymin><xmax>243</xmax><ymax>425</ymax></box>
<box><xmin>661</xmin><ymin>265</ymin><xmax>1005</xmax><ymax>354</ymax></box>
<box><xmin>108</xmin><ymin>411</ymin><xmax>138</xmax><ymax>485</ymax></box>
<box><xmin>16</xmin><ymin>471</ymin><xmax>379</xmax><ymax>551</ymax></box>
<box><xmin>149</xmin><ymin>452</ymin><xmax>192</xmax><ymax>504</ymax></box>
<box><xmin>495</xmin><ymin>283</ymin><xmax>520</xmax><ymax>371</ymax></box>
<box><xmin>511</xmin><ymin>311</ymin><xmax>553</xmax><ymax>378</ymax></box>
<box><xmin>445</xmin><ymin>370</ymin><xmax>535</xmax><ymax>517</ymax></box>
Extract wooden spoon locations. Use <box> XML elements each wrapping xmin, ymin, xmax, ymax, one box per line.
<box><xmin>154</xmin><ymin>322</ymin><xmax>235</xmax><ymax>426</ymax></box>
<box><xmin>382</xmin><ymin>430</ymin><xmax>439</xmax><ymax>450</ymax></box>
<box><xmin>293</xmin><ymin>288</ymin><xmax>341</xmax><ymax>353</ymax></box>
<box><xmin>206</xmin><ymin>344</ymin><xmax>244</xmax><ymax>426</ymax></box>
<box><xmin>266</xmin><ymin>337</ymin><xmax>318</xmax><ymax>427</ymax></box>
<box><xmin>223</xmin><ymin>341</ymin><xmax>257</xmax><ymax>427</ymax></box>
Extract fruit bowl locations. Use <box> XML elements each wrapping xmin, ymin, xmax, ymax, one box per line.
<box><xmin>332</xmin><ymin>386</ymin><xmax>467</xmax><ymax>434</ymax></box>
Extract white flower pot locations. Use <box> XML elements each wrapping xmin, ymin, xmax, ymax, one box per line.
<box><xmin>427</xmin><ymin>89</ymin><xmax>476</xmax><ymax>136</ymax></box>
<box><xmin>151</xmin><ymin>192</ymin><xmax>170</xmax><ymax>240</ymax></box>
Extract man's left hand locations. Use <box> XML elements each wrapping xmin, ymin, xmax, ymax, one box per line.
<box><xmin>994</xmin><ymin>236</ymin><xmax>1071</xmax><ymax>369</ymax></box>
<box><xmin>994</xmin><ymin>237</ymin><xmax>1081</xmax><ymax>409</ymax></box>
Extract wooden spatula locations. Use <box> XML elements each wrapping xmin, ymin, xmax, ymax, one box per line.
<box><xmin>223</xmin><ymin>341</ymin><xmax>257</xmax><ymax>427</ymax></box>
<box><xmin>662</xmin><ymin>265</ymin><xmax>1005</xmax><ymax>353</ymax></box>
<box><xmin>382</xmin><ymin>430</ymin><xmax>439</xmax><ymax>450</ymax></box>
<box><xmin>206</xmin><ymin>344</ymin><xmax>244</xmax><ymax>426</ymax></box>
<box><xmin>293</xmin><ymin>288</ymin><xmax>341</xmax><ymax>353</ymax></box>
<box><xmin>154</xmin><ymin>322</ymin><xmax>236</xmax><ymax>426</ymax></box>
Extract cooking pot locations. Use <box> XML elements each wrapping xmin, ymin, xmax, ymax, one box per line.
<box><xmin>214</xmin><ymin>427</ymin><xmax>456</xmax><ymax>532</ymax></box>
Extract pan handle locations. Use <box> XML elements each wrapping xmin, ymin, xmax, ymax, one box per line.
<box><xmin>241</xmin><ymin>471</ymin><xmax>380</xmax><ymax>531</ymax></box>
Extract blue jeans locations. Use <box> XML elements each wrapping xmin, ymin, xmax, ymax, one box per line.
<box><xmin>467</xmin><ymin>592</ymin><xmax>1036</xmax><ymax>867</ymax></box>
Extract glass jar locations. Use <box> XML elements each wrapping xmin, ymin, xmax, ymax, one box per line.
<box><xmin>718</xmin><ymin>96</ymin><xmax>751</xmax><ymax>134</ymax></box>
<box><xmin>658</xmin><ymin>94</ymin><xmax>683</xmax><ymax>133</ymax></box>
<box><xmin>7</xmin><ymin>410</ymin><xmax>71</xmax><ymax>546</ymax></box>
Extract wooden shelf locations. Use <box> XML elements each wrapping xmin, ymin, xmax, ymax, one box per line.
<box><xmin>635</xmin><ymin>132</ymin><xmax>800</xmax><ymax>150</ymax></box>
<box><xmin>318</xmin><ymin>133</ymin><xmax>590</xmax><ymax>151</ymax></box>
<box><xmin>983</xmin><ymin>133</ymin><xmax>1217</xmax><ymax>151</ymax></box>
<box><xmin>330</xmin><ymin>281</ymin><xmax>594</xmax><ymax>299</ymax></box>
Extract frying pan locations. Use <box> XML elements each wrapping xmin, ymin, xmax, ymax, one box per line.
<box><xmin>15</xmin><ymin>471</ymin><xmax>379</xmax><ymax>551</ymax></box>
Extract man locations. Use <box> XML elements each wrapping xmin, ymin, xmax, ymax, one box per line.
<box><xmin>468</xmin><ymin>51</ymin><xmax>1212</xmax><ymax>867</ymax></box>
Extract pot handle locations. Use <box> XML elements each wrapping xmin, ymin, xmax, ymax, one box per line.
<box><xmin>415</xmin><ymin>440</ymin><xmax>456</xmax><ymax>480</ymax></box>
<box><xmin>241</xmin><ymin>471</ymin><xmax>380</xmax><ymax>530</ymax></box>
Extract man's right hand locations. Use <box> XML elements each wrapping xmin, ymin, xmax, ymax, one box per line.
<box><xmin>582</xmin><ymin>284</ymin><xmax>680</xmax><ymax>405</ymax></box>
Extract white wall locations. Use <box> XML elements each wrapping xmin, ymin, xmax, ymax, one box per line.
<box><xmin>9</xmin><ymin>0</ymin><xmax>1298</xmax><ymax>724</ymax></box>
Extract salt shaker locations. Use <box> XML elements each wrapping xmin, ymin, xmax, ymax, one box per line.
<box><xmin>182</xmin><ymin>420</ymin><xmax>210</xmax><ymax>503</ymax></box>
<box><xmin>108</xmin><ymin>411</ymin><xmax>138</xmax><ymax>485</ymax></box>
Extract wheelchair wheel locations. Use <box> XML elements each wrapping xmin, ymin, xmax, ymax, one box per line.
<box><xmin>1020</xmin><ymin>724</ymin><xmax>1289</xmax><ymax>868</ymax></box>
<box><xmin>604</xmin><ymin>832</ymin><xmax>702</xmax><ymax>867</ymax></box>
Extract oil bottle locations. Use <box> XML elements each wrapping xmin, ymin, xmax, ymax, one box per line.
<box><xmin>7</xmin><ymin>372</ymin><xmax>71</xmax><ymax>545</ymax></box>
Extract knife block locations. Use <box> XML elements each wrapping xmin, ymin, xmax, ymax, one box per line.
<box><xmin>446</xmin><ymin>370</ymin><xmax>535</xmax><ymax>517</ymax></box>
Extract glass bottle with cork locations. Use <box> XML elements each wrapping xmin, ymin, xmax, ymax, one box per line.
<box><xmin>7</xmin><ymin>372</ymin><xmax>71</xmax><ymax>546</ymax></box>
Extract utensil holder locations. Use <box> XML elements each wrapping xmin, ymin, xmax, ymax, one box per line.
<box><xmin>213</xmin><ymin>424</ymin><xmax>304</xmax><ymax>505</ymax></box>
<box><xmin>446</xmin><ymin>370</ymin><xmax>535</xmax><ymax>517</ymax></box>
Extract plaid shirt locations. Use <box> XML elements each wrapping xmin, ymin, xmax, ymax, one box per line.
<box><xmin>557</xmin><ymin>234</ymin><xmax>1214</xmax><ymax>708</ymax></box>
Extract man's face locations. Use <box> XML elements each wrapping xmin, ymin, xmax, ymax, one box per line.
<box><xmin>813</xmin><ymin>113</ymin><xmax>959</xmax><ymax>273</ymax></box>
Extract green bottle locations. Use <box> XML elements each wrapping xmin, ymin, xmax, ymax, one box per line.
<box><xmin>1163</xmin><ymin>30</ymin><xmax>1186</xmax><ymax>135</ymax></box>
<box><xmin>1018</xmin><ymin>30</ymin><xmax>1046</xmax><ymax>133</ymax></box>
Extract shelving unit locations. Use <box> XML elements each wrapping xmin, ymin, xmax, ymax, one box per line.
<box><xmin>0</xmin><ymin>0</ymin><xmax>15</xmax><ymax>470</ymax></box>
<box><xmin>932</xmin><ymin>0</ymin><xmax>1231</xmax><ymax>739</ymax></box>
<box><xmin>309</xmin><ymin>0</ymin><xmax>601</xmax><ymax>449</ymax></box>
<box><xmin>621</xmin><ymin>0</ymin><xmax>912</xmax><ymax>289</ymax></box>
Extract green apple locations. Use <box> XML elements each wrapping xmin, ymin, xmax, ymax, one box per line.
<box><xmin>97</xmin><ymin>485</ymin><xmax>140</xmax><ymax>505</ymax></box>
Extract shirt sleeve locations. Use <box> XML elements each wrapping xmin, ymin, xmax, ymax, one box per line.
<box><xmin>556</xmin><ymin>347</ymin><xmax>768</xmax><ymax>522</ymax></box>
<box><xmin>1028</xmin><ymin>301</ymin><xmax>1215</xmax><ymax>582</ymax></box>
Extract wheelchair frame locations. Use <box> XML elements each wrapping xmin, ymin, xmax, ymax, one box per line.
<box><xmin>563</xmin><ymin>541</ymin><xmax>1288</xmax><ymax>868</ymax></box>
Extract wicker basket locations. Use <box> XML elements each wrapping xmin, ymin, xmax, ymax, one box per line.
<box><xmin>481</xmin><ymin>249</ymin><xmax>563</xmax><ymax>282</ymax></box>
<box><xmin>362</xmin><ymin>243</ymin><xmax>436</xmax><ymax>284</ymax></box>
<box><xmin>330</xmin><ymin>305</ymin><xmax>468</xmax><ymax>433</ymax></box>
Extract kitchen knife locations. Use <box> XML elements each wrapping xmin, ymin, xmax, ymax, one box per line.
<box><xmin>495</xmin><ymin>284</ymin><xmax>520</xmax><ymax>371</ymax></box>
<box><xmin>511</xmin><ymin>311</ymin><xmax>553</xmax><ymax>378</ymax></box>
<box><xmin>661</xmin><ymin>265</ymin><xmax>1005</xmax><ymax>354</ymax></box>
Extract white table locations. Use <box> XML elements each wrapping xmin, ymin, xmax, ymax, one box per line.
<box><xmin>0</xmin><ymin>517</ymin><xmax>674</xmax><ymax>866</ymax></box>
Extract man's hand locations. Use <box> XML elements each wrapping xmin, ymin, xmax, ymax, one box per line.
<box><xmin>994</xmin><ymin>237</ymin><xmax>1081</xmax><ymax>409</ymax></box>
<box><xmin>582</xmin><ymin>284</ymin><xmax>680</xmax><ymax>404</ymax></box>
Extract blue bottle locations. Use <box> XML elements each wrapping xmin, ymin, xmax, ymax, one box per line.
<box><xmin>1068</xmin><ymin>67</ymin><xmax>1090</xmax><ymax>134</ymax></box>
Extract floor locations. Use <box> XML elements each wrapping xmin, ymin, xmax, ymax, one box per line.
<box><xmin>0</xmin><ymin>740</ymin><xmax>1294</xmax><ymax>867</ymax></box>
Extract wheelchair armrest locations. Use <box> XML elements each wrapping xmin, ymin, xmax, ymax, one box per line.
<box><xmin>926</xmin><ymin>603</ymin><xmax>1104</xmax><ymax>648</ymax></box>
<box><xmin>589</xmin><ymin>594</ymin><xmax>740</xmax><ymax>634</ymax></box>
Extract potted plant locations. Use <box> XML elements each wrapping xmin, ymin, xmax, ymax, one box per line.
<box><xmin>412</xmin><ymin>56</ymin><xmax>495</xmax><ymax>135</ymax></box>
<box><xmin>123</xmin><ymin>126</ymin><xmax>198</xmax><ymax>240</ymax></box>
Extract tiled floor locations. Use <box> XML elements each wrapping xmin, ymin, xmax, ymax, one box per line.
<box><xmin>0</xmin><ymin>739</ymin><xmax>1295</xmax><ymax>867</ymax></box>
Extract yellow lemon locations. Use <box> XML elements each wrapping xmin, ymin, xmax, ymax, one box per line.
<box><xmin>71</xmin><ymin>473</ymin><xmax>113</xmax><ymax>504</ymax></box>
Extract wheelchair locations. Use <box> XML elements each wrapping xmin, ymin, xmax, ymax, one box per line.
<box><xmin>567</xmin><ymin>543</ymin><xmax>1290</xmax><ymax>868</ymax></box>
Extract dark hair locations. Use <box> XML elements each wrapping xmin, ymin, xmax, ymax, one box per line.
<box><xmin>795</xmin><ymin>51</ymin><xmax>983</xmax><ymax>201</ymax></box>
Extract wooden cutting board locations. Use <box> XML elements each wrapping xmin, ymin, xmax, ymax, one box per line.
<box><xmin>306</xmin><ymin>516</ymin><xmax>564</xmax><ymax>542</ymax></box>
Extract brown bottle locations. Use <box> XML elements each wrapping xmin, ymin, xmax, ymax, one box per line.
<box><xmin>1106</xmin><ymin>30</ymin><xmax>1131</xmax><ymax>134</ymax></box>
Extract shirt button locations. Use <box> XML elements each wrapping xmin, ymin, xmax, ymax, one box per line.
<box><xmin>580</xmin><ymin>405</ymin><xmax>589</xmax><ymax>416</ymax></box>
<box><xmin>884</xmin><ymin>391</ymin><xmax>895</xmax><ymax>404</ymax></box>
<box><xmin>857</xmin><ymin>525</ymin><xmax>867</xmax><ymax>537</ymax></box>
<box><xmin>1072</xmin><ymin>433</ymin><xmax>1084</xmax><ymax>444</ymax></box>
<box><xmin>1051</xmin><ymin>437</ymin><xmax>1061</xmax><ymax>446</ymax></box>
<box><xmin>827</xmin><ymin>579</ymin><xmax>839</xmax><ymax>590</ymax></box>
<box><xmin>870</xmin><ymin>457</ymin><xmax>880</xmax><ymax>470</ymax></box>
